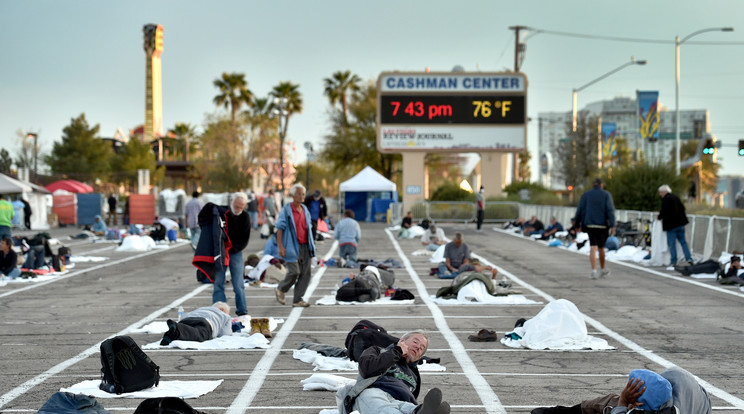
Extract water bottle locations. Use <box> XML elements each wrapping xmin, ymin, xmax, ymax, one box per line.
<box><xmin>177</xmin><ymin>306</ymin><xmax>184</xmax><ymax>321</ymax></box>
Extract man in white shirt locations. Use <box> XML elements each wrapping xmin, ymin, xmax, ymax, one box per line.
<box><xmin>421</xmin><ymin>224</ymin><xmax>446</xmax><ymax>251</ymax></box>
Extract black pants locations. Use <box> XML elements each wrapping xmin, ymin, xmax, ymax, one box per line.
<box><xmin>476</xmin><ymin>209</ymin><xmax>484</xmax><ymax>230</ymax></box>
<box><xmin>24</xmin><ymin>215</ymin><xmax>31</xmax><ymax>230</ymax></box>
<box><xmin>173</xmin><ymin>317</ymin><xmax>213</xmax><ymax>342</ymax></box>
<box><xmin>310</xmin><ymin>219</ymin><xmax>318</xmax><ymax>241</ymax></box>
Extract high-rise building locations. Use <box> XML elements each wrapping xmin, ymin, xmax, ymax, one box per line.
<box><xmin>538</xmin><ymin>96</ymin><xmax>709</xmax><ymax>190</ymax></box>
<box><xmin>143</xmin><ymin>24</ymin><xmax>164</xmax><ymax>153</ymax></box>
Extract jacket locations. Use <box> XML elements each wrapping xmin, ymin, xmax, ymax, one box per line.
<box><xmin>658</xmin><ymin>192</ymin><xmax>689</xmax><ymax>231</ymax></box>
<box><xmin>574</xmin><ymin>186</ymin><xmax>616</xmax><ymax>230</ymax></box>
<box><xmin>335</xmin><ymin>217</ymin><xmax>361</xmax><ymax>246</ymax></box>
<box><xmin>0</xmin><ymin>248</ymin><xmax>18</xmax><ymax>275</ymax></box>
<box><xmin>192</xmin><ymin>203</ymin><xmax>232</xmax><ymax>283</ymax></box>
<box><xmin>358</xmin><ymin>343</ymin><xmax>421</xmax><ymax>404</ymax></box>
<box><xmin>275</xmin><ymin>202</ymin><xmax>316</xmax><ymax>263</ymax></box>
<box><xmin>303</xmin><ymin>195</ymin><xmax>328</xmax><ymax>221</ymax></box>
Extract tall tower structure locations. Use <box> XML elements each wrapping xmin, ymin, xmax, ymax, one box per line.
<box><xmin>143</xmin><ymin>24</ymin><xmax>164</xmax><ymax>154</ymax></box>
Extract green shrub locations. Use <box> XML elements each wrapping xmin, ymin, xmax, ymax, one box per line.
<box><xmin>603</xmin><ymin>162</ymin><xmax>687</xmax><ymax>211</ymax></box>
<box><xmin>430</xmin><ymin>182</ymin><xmax>473</xmax><ymax>201</ymax></box>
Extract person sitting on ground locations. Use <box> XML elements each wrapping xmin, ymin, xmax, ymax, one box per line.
<box><xmin>91</xmin><ymin>215</ymin><xmax>107</xmax><ymax>236</ymax></box>
<box><xmin>149</xmin><ymin>219</ymin><xmax>167</xmax><ymax>241</ymax></box>
<box><xmin>335</xmin><ymin>209</ymin><xmax>362</xmax><ymax>264</ymax></box>
<box><xmin>160</xmin><ymin>301</ymin><xmax>233</xmax><ymax>346</ymax></box>
<box><xmin>398</xmin><ymin>211</ymin><xmax>414</xmax><ymax>238</ymax></box>
<box><xmin>504</xmin><ymin>217</ymin><xmax>526</xmax><ymax>230</ymax></box>
<box><xmin>523</xmin><ymin>216</ymin><xmax>545</xmax><ymax>236</ymax></box>
<box><xmin>347</xmin><ymin>330</ymin><xmax>450</xmax><ymax>414</ymax></box>
<box><xmin>725</xmin><ymin>255</ymin><xmax>742</xmax><ymax>278</ymax></box>
<box><xmin>532</xmin><ymin>366</ymin><xmax>711</xmax><ymax>414</ymax></box>
<box><xmin>0</xmin><ymin>236</ymin><xmax>21</xmax><ymax>280</ymax></box>
<box><xmin>157</xmin><ymin>216</ymin><xmax>180</xmax><ymax>242</ymax></box>
<box><xmin>539</xmin><ymin>217</ymin><xmax>564</xmax><ymax>240</ymax></box>
<box><xmin>421</xmin><ymin>224</ymin><xmax>446</xmax><ymax>252</ymax></box>
<box><xmin>24</xmin><ymin>233</ymin><xmax>52</xmax><ymax>270</ymax></box>
<box><xmin>436</xmin><ymin>232</ymin><xmax>472</xmax><ymax>279</ymax></box>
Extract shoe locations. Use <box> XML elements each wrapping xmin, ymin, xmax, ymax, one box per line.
<box><xmin>249</xmin><ymin>318</ymin><xmax>261</xmax><ymax>335</ymax></box>
<box><xmin>259</xmin><ymin>318</ymin><xmax>272</xmax><ymax>338</ymax></box>
<box><xmin>434</xmin><ymin>401</ymin><xmax>450</xmax><ymax>414</ymax></box>
<box><xmin>274</xmin><ymin>288</ymin><xmax>286</xmax><ymax>305</ymax></box>
<box><xmin>600</xmin><ymin>268</ymin><xmax>611</xmax><ymax>278</ymax></box>
<box><xmin>415</xmin><ymin>388</ymin><xmax>443</xmax><ymax>414</ymax></box>
<box><xmin>687</xmin><ymin>260</ymin><xmax>695</xmax><ymax>266</ymax></box>
<box><xmin>292</xmin><ymin>300</ymin><xmax>310</xmax><ymax>308</ymax></box>
<box><xmin>468</xmin><ymin>329</ymin><xmax>499</xmax><ymax>342</ymax></box>
<box><xmin>531</xmin><ymin>404</ymin><xmax>582</xmax><ymax>414</ymax></box>
<box><xmin>589</xmin><ymin>269</ymin><xmax>597</xmax><ymax>279</ymax></box>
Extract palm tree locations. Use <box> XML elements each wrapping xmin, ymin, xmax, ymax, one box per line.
<box><xmin>168</xmin><ymin>122</ymin><xmax>197</xmax><ymax>161</ymax></box>
<box><xmin>213</xmin><ymin>72</ymin><xmax>254</xmax><ymax>126</ymax></box>
<box><xmin>269</xmin><ymin>82</ymin><xmax>303</xmax><ymax>198</ymax></box>
<box><xmin>323</xmin><ymin>70</ymin><xmax>361</xmax><ymax>125</ymax></box>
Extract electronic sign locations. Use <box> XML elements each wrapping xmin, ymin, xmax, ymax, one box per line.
<box><xmin>377</xmin><ymin>72</ymin><xmax>527</xmax><ymax>152</ymax></box>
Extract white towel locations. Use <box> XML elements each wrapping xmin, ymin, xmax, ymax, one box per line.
<box><xmin>315</xmin><ymin>294</ymin><xmax>415</xmax><ymax>306</ymax></box>
<box><xmin>142</xmin><ymin>333</ymin><xmax>270</xmax><ymax>350</ymax></box>
<box><xmin>70</xmin><ymin>256</ymin><xmax>108</xmax><ymax>263</ymax></box>
<box><xmin>293</xmin><ymin>349</ymin><xmax>446</xmax><ymax>373</ymax></box>
<box><xmin>60</xmin><ymin>379</ymin><xmax>222</xmax><ymax>399</ymax></box>
<box><xmin>300</xmin><ymin>373</ymin><xmax>355</xmax><ymax>391</ymax></box>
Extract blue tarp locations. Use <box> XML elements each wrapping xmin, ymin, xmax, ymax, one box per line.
<box><xmin>344</xmin><ymin>191</ymin><xmax>368</xmax><ymax>223</ymax></box>
<box><xmin>369</xmin><ymin>198</ymin><xmax>395</xmax><ymax>222</ymax></box>
<box><xmin>77</xmin><ymin>193</ymin><xmax>102</xmax><ymax>226</ymax></box>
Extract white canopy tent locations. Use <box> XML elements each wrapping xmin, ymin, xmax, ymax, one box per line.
<box><xmin>339</xmin><ymin>166</ymin><xmax>398</xmax><ymax>222</ymax></box>
<box><xmin>0</xmin><ymin>173</ymin><xmax>51</xmax><ymax>230</ymax></box>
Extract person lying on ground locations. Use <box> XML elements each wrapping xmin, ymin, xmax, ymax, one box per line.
<box><xmin>348</xmin><ymin>330</ymin><xmax>450</xmax><ymax>414</ymax></box>
<box><xmin>160</xmin><ymin>302</ymin><xmax>233</xmax><ymax>346</ymax></box>
<box><xmin>539</xmin><ymin>217</ymin><xmax>564</xmax><ymax>240</ymax></box>
<box><xmin>435</xmin><ymin>232</ymin><xmax>471</xmax><ymax>279</ymax></box>
<box><xmin>503</xmin><ymin>217</ymin><xmax>525</xmax><ymax>230</ymax></box>
<box><xmin>724</xmin><ymin>255</ymin><xmax>742</xmax><ymax>278</ymax></box>
<box><xmin>421</xmin><ymin>224</ymin><xmax>446</xmax><ymax>252</ymax></box>
<box><xmin>92</xmin><ymin>215</ymin><xmax>107</xmax><ymax>236</ymax></box>
<box><xmin>0</xmin><ymin>236</ymin><xmax>20</xmax><ymax>280</ymax></box>
<box><xmin>531</xmin><ymin>366</ymin><xmax>710</xmax><ymax>414</ymax></box>
<box><xmin>523</xmin><ymin>216</ymin><xmax>545</xmax><ymax>236</ymax></box>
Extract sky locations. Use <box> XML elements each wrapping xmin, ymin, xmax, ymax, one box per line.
<box><xmin>1</xmin><ymin>0</ymin><xmax>743</xmax><ymax>180</ymax></box>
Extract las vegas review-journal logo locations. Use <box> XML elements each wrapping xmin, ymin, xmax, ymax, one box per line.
<box><xmin>382</xmin><ymin>128</ymin><xmax>453</xmax><ymax>141</ymax></box>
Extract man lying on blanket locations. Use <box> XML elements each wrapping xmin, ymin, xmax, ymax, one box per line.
<box><xmin>161</xmin><ymin>302</ymin><xmax>234</xmax><ymax>345</ymax></box>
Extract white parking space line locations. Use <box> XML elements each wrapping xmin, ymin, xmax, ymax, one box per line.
<box><xmin>473</xmin><ymin>253</ymin><xmax>744</xmax><ymax>410</ymax></box>
<box><xmin>0</xmin><ymin>243</ymin><xmax>189</xmax><ymax>299</ymax></box>
<box><xmin>387</xmin><ymin>229</ymin><xmax>507</xmax><ymax>414</ymax></box>
<box><xmin>0</xmin><ymin>283</ymin><xmax>210</xmax><ymax>409</ymax></box>
<box><xmin>225</xmin><ymin>241</ymin><xmax>339</xmax><ymax>414</ymax></box>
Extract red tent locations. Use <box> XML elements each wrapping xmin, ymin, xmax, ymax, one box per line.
<box><xmin>46</xmin><ymin>179</ymin><xmax>94</xmax><ymax>194</ymax></box>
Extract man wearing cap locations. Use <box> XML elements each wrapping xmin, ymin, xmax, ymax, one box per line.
<box><xmin>657</xmin><ymin>184</ymin><xmax>693</xmax><ymax>266</ymax></box>
<box><xmin>573</xmin><ymin>178</ymin><xmax>616</xmax><ymax>280</ymax></box>
<box><xmin>303</xmin><ymin>189</ymin><xmax>327</xmax><ymax>242</ymax></box>
<box><xmin>532</xmin><ymin>366</ymin><xmax>711</xmax><ymax>414</ymax></box>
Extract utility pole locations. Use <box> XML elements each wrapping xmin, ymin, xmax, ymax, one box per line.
<box><xmin>508</xmin><ymin>25</ymin><xmax>528</xmax><ymax>181</ymax></box>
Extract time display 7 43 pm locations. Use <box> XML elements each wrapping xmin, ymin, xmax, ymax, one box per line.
<box><xmin>380</xmin><ymin>95</ymin><xmax>525</xmax><ymax>125</ymax></box>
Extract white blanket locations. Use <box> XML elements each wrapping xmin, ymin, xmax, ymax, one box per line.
<box><xmin>430</xmin><ymin>245</ymin><xmax>445</xmax><ymax>263</ymax></box>
<box><xmin>70</xmin><ymin>256</ymin><xmax>108</xmax><ymax>263</ymax></box>
<box><xmin>301</xmin><ymin>373</ymin><xmax>355</xmax><ymax>391</ymax></box>
<box><xmin>116</xmin><ymin>235</ymin><xmax>156</xmax><ymax>252</ymax></box>
<box><xmin>60</xmin><ymin>379</ymin><xmax>222</xmax><ymax>399</ymax></box>
<box><xmin>143</xmin><ymin>333</ymin><xmax>270</xmax><ymax>350</ymax></box>
<box><xmin>431</xmin><ymin>280</ymin><xmax>540</xmax><ymax>305</ymax></box>
<box><xmin>132</xmin><ymin>318</ymin><xmax>284</xmax><ymax>335</ymax></box>
<box><xmin>315</xmin><ymin>295</ymin><xmax>415</xmax><ymax>306</ymax></box>
<box><xmin>500</xmin><ymin>299</ymin><xmax>614</xmax><ymax>350</ymax></box>
<box><xmin>293</xmin><ymin>349</ymin><xmax>446</xmax><ymax>373</ymax></box>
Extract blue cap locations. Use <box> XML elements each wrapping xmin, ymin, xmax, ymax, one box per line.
<box><xmin>628</xmin><ymin>369</ymin><xmax>672</xmax><ymax>411</ymax></box>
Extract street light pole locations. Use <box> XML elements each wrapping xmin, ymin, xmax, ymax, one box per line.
<box><xmin>273</xmin><ymin>97</ymin><xmax>289</xmax><ymax>204</ymax></box>
<box><xmin>572</xmin><ymin>57</ymin><xmax>647</xmax><ymax>132</ymax></box>
<box><xmin>303</xmin><ymin>141</ymin><xmax>314</xmax><ymax>190</ymax></box>
<box><xmin>674</xmin><ymin>27</ymin><xmax>734</xmax><ymax>176</ymax></box>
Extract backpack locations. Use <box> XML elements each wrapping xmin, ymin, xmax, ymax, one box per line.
<box><xmin>99</xmin><ymin>335</ymin><xmax>160</xmax><ymax>394</ymax></box>
<box><xmin>133</xmin><ymin>397</ymin><xmax>208</xmax><ymax>414</ymax></box>
<box><xmin>419</xmin><ymin>219</ymin><xmax>430</xmax><ymax>230</ymax></box>
<box><xmin>344</xmin><ymin>320</ymin><xmax>398</xmax><ymax>362</ymax></box>
<box><xmin>52</xmin><ymin>255</ymin><xmax>64</xmax><ymax>272</ymax></box>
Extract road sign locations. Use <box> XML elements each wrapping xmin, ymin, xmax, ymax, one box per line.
<box><xmin>376</xmin><ymin>72</ymin><xmax>527</xmax><ymax>152</ymax></box>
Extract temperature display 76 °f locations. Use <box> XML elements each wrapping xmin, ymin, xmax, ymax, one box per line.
<box><xmin>379</xmin><ymin>95</ymin><xmax>525</xmax><ymax>125</ymax></box>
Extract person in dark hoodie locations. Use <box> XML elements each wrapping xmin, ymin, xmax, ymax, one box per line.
<box><xmin>532</xmin><ymin>366</ymin><xmax>711</xmax><ymax>414</ymax></box>
<box><xmin>657</xmin><ymin>184</ymin><xmax>693</xmax><ymax>266</ymax></box>
<box><xmin>573</xmin><ymin>178</ymin><xmax>616</xmax><ymax>280</ymax></box>
<box><xmin>350</xmin><ymin>331</ymin><xmax>450</xmax><ymax>414</ymax></box>
<box><xmin>211</xmin><ymin>192</ymin><xmax>251</xmax><ymax>316</ymax></box>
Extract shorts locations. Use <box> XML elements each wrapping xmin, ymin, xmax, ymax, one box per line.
<box><xmin>585</xmin><ymin>227</ymin><xmax>608</xmax><ymax>248</ymax></box>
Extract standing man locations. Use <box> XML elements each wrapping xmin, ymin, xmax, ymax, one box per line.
<box><xmin>0</xmin><ymin>195</ymin><xmax>15</xmax><ymax>239</ymax></box>
<box><xmin>246</xmin><ymin>192</ymin><xmax>259</xmax><ymax>230</ymax></box>
<box><xmin>303</xmin><ymin>189</ymin><xmax>327</xmax><ymax>242</ymax></box>
<box><xmin>657</xmin><ymin>184</ymin><xmax>693</xmax><ymax>266</ymax></box>
<box><xmin>21</xmin><ymin>199</ymin><xmax>32</xmax><ymax>230</ymax></box>
<box><xmin>212</xmin><ymin>193</ymin><xmax>251</xmax><ymax>316</ymax></box>
<box><xmin>275</xmin><ymin>183</ymin><xmax>316</xmax><ymax>308</ymax></box>
<box><xmin>185</xmin><ymin>191</ymin><xmax>203</xmax><ymax>250</ymax></box>
<box><xmin>335</xmin><ymin>209</ymin><xmax>361</xmax><ymax>264</ymax></box>
<box><xmin>573</xmin><ymin>178</ymin><xmax>616</xmax><ymax>280</ymax></box>
<box><xmin>476</xmin><ymin>186</ymin><xmax>485</xmax><ymax>232</ymax></box>
<box><xmin>107</xmin><ymin>194</ymin><xmax>118</xmax><ymax>226</ymax></box>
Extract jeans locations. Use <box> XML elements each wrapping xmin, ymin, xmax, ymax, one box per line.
<box><xmin>426</xmin><ymin>243</ymin><xmax>440</xmax><ymax>252</ymax></box>
<box><xmin>248</xmin><ymin>211</ymin><xmax>258</xmax><ymax>230</ymax></box>
<box><xmin>666</xmin><ymin>225</ymin><xmax>692</xmax><ymax>264</ymax></box>
<box><xmin>212</xmin><ymin>250</ymin><xmax>247</xmax><ymax>315</ymax></box>
<box><xmin>339</xmin><ymin>244</ymin><xmax>357</xmax><ymax>262</ymax></box>
<box><xmin>0</xmin><ymin>226</ymin><xmax>10</xmax><ymax>240</ymax></box>
<box><xmin>354</xmin><ymin>387</ymin><xmax>417</xmax><ymax>414</ymax></box>
<box><xmin>25</xmin><ymin>246</ymin><xmax>46</xmax><ymax>269</ymax></box>
<box><xmin>437</xmin><ymin>262</ymin><xmax>457</xmax><ymax>279</ymax></box>
<box><xmin>189</xmin><ymin>227</ymin><xmax>201</xmax><ymax>249</ymax></box>
<box><xmin>3</xmin><ymin>267</ymin><xmax>20</xmax><ymax>279</ymax></box>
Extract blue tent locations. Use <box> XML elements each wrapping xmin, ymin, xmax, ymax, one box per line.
<box><xmin>339</xmin><ymin>166</ymin><xmax>398</xmax><ymax>222</ymax></box>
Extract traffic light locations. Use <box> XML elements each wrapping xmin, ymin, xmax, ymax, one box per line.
<box><xmin>702</xmin><ymin>138</ymin><xmax>715</xmax><ymax>155</ymax></box>
<box><xmin>739</xmin><ymin>139</ymin><xmax>744</xmax><ymax>156</ymax></box>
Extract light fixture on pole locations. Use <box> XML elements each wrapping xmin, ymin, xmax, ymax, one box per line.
<box><xmin>271</xmin><ymin>97</ymin><xmax>289</xmax><ymax>204</ymax></box>
<box><xmin>572</xmin><ymin>57</ymin><xmax>647</xmax><ymax>132</ymax></box>
<box><xmin>674</xmin><ymin>27</ymin><xmax>734</xmax><ymax>176</ymax></box>
<box><xmin>26</xmin><ymin>132</ymin><xmax>38</xmax><ymax>179</ymax></box>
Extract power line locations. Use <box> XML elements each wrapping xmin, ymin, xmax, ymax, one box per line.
<box><xmin>528</xmin><ymin>28</ymin><xmax>744</xmax><ymax>45</ymax></box>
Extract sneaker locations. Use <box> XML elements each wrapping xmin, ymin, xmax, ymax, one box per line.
<box><xmin>274</xmin><ymin>288</ymin><xmax>286</xmax><ymax>305</ymax></box>
<box><xmin>415</xmin><ymin>388</ymin><xmax>443</xmax><ymax>414</ymax></box>
<box><xmin>292</xmin><ymin>300</ymin><xmax>310</xmax><ymax>308</ymax></box>
<box><xmin>589</xmin><ymin>269</ymin><xmax>597</xmax><ymax>279</ymax></box>
<box><xmin>600</xmin><ymin>268</ymin><xmax>611</xmax><ymax>278</ymax></box>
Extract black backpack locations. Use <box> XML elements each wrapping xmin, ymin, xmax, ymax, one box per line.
<box><xmin>344</xmin><ymin>320</ymin><xmax>398</xmax><ymax>362</ymax></box>
<box><xmin>99</xmin><ymin>336</ymin><xmax>160</xmax><ymax>394</ymax></box>
<box><xmin>133</xmin><ymin>397</ymin><xmax>209</xmax><ymax>414</ymax></box>
<box><xmin>419</xmin><ymin>219</ymin><xmax>430</xmax><ymax>230</ymax></box>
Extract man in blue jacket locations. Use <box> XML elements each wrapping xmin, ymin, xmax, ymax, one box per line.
<box><xmin>573</xmin><ymin>178</ymin><xmax>616</xmax><ymax>280</ymax></box>
<box><xmin>275</xmin><ymin>183</ymin><xmax>316</xmax><ymax>308</ymax></box>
